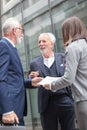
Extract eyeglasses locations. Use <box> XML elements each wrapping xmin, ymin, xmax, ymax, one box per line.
<box><xmin>15</xmin><ymin>27</ymin><xmax>24</xmax><ymax>32</ymax></box>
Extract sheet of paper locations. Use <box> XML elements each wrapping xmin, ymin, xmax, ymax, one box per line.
<box><xmin>38</xmin><ymin>76</ymin><xmax>58</xmax><ymax>86</ymax></box>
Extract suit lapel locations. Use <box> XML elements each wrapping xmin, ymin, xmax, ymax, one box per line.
<box><xmin>38</xmin><ymin>53</ymin><xmax>61</xmax><ymax>77</ymax></box>
<box><xmin>37</xmin><ymin>56</ymin><xmax>49</xmax><ymax>76</ymax></box>
<box><xmin>54</xmin><ymin>53</ymin><xmax>61</xmax><ymax>76</ymax></box>
<box><xmin>13</xmin><ymin>47</ymin><xmax>23</xmax><ymax>73</ymax></box>
<box><xmin>2</xmin><ymin>38</ymin><xmax>23</xmax><ymax>74</ymax></box>
<box><xmin>55</xmin><ymin>53</ymin><xmax>65</xmax><ymax>77</ymax></box>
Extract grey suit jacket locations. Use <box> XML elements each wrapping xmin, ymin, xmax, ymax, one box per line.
<box><xmin>51</xmin><ymin>39</ymin><xmax>87</xmax><ymax>102</ymax></box>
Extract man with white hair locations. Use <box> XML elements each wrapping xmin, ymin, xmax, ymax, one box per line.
<box><xmin>0</xmin><ymin>17</ymin><xmax>42</xmax><ymax>125</ymax></box>
<box><xmin>30</xmin><ymin>33</ymin><xmax>75</xmax><ymax>130</ymax></box>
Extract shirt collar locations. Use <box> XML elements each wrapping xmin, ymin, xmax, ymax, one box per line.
<box><xmin>43</xmin><ymin>53</ymin><xmax>55</xmax><ymax>68</ymax></box>
<box><xmin>3</xmin><ymin>37</ymin><xmax>15</xmax><ymax>47</ymax></box>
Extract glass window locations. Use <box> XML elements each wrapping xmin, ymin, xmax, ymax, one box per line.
<box><xmin>5</xmin><ymin>0</ymin><xmax>11</xmax><ymax>4</ymax></box>
<box><xmin>32</xmin><ymin>0</ymin><xmax>40</xmax><ymax>4</ymax></box>
<box><xmin>23</xmin><ymin>0</ymin><xmax>29</xmax><ymax>10</ymax></box>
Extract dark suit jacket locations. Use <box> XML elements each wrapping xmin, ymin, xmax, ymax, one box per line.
<box><xmin>30</xmin><ymin>53</ymin><xmax>73</xmax><ymax>113</ymax></box>
<box><xmin>0</xmin><ymin>38</ymin><xmax>32</xmax><ymax>120</ymax></box>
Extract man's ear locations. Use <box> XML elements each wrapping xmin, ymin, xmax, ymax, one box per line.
<box><xmin>12</xmin><ymin>28</ymin><xmax>16</xmax><ymax>35</ymax></box>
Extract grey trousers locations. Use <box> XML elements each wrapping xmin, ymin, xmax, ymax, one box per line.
<box><xmin>75</xmin><ymin>100</ymin><xmax>87</xmax><ymax>130</ymax></box>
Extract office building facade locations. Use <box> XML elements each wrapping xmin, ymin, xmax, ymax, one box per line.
<box><xmin>0</xmin><ymin>0</ymin><xmax>87</xmax><ymax>129</ymax></box>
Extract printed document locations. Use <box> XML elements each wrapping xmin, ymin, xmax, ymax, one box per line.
<box><xmin>38</xmin><ymin>76</ymin><xmax>58</xmax><ymax>86</ymax></box>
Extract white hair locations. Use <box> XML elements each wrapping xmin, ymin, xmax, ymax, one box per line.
<box><xmin>2</xmin><ymin>17</ymin><xmax>20</xmax><ymax>35</ymax></box>
<box><xmin>39</xmin><ymin>33</ymin><xmax>56</xmax><ymax>43</ymax></box>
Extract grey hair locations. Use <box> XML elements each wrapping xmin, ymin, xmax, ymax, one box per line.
<box><xmin>39</xmin><ymin>33</ymin><xmax>56</xmax><ymax>43</ymax></box>
<box><xmin>2</xmin><ymin>17</ymin><xmax>20</xmax><ymax>35</ymax></box>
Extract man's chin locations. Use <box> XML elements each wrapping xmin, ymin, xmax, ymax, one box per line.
<box><xmin>40</xmin><ymin>50</ymin><xmax>47</xmax><ymax>55</ymax></box>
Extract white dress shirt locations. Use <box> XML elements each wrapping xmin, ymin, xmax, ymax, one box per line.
<box><xmin>43</xmin><ymin>53</ymin><xmax>55</xmax><ymax>68</ymax></box>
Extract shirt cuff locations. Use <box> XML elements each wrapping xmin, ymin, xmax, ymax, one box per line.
<box><xmin>51</xmin><ymin>82</ymin><xmax>57</xmax><ymax>92</ymax></box>
<box><xmin>3</xmin><ymin>111</ymin><xmax>14</xmax><ymax>115</ymax></box>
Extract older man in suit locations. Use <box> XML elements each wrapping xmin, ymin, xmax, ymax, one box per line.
<box><xmin>0</xmin><ymin>17</ymin><xmax>42</xmax><ymax>125</ymax></box>
<box><xmin>30</xmin><ymin>33</ymin><xmax>75</xmax><ymax>130</ymax></box>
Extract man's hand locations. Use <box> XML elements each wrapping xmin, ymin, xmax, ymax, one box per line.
<box><xmin>2</xmin><ymin>112</ymin><xmax>19</xmax><ymax>124</ymax></box>
<box><xmin>29</xmin><ymin>71</ymin><xmax>39</xmax><ymax>79</ymax></box>
<box><xmin>32</xmin><ymin>77</ymin><xmax>43</xmax><ymax>87</ymax></box>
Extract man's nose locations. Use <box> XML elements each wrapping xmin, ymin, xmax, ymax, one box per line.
<box><xmin>40</xmin><ymin>41</ymin><xmax>44</xmax><ymax>45</ymax></box>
